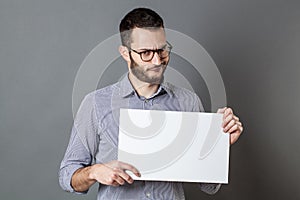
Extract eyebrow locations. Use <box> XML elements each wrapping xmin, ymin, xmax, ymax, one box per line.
<box><xmin>137</xmin><ymin>44</ymin><xmax>168</xmax><ymax>51</ymax></box>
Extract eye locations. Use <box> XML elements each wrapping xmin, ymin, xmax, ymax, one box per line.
<box><xmin>142</xmin><ymin>50</ymin><xmax>153</xmax><ymax>57</ymax></box>
<box><xmin>158</xmin><ymin>49</ymin><xmax>168</xmax><ymax>57</ymax></box>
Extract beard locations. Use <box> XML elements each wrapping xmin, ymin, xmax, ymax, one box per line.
<box><xmin>129</xmin><ymin>55</ymin><xmax>168</xmax><ymax>84</ymax></box>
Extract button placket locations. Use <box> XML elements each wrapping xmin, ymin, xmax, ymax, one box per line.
<box><xmin>143</xmin><ymin>98</ymin><xmax>149</xmax><ymax>109</ymax></box>
<box><xmin>146</xmin><ymin>192</ymin><xmax>151</xmax><ymax>198</ymax></box>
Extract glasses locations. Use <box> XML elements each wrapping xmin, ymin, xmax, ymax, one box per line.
<box><xmin>128</xmin><ymin>41</ymin><xmax>172</xmax><ymax>62</ymax></box>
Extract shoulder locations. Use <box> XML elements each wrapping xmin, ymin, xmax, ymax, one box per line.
<box><xmin>84</xmin><ymin>82</ymin><xmax>119</xmax><ymax>101</ymax></box>
<box><xmin>163</xmin><ymin>82</ymin><xmax>198</xmax><ymax>100</ymax></box>
<box><xmin>163</xmin><ymin>82</ymin><xmax>204</xmax><ymax>112</ymax></box>
<box><xmin>77</xmin><ymin>82</ymin><xmax>119</xmax><ymax>114</ymax></box>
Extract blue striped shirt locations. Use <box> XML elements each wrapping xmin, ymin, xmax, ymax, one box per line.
<box><xmin>59</xmin><ymin>74</ymin><xmax>221</xmax><ymax>200</ymax></box>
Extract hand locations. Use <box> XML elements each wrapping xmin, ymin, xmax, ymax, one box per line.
<box><xmin>217</xmin><ymin>107</ymin><xmax>243</xmax><ymax>145</ymax></box>
<box><xmin>89</xmin><ymin>160</ymin><xmax>141</xmax><ymax>187</ymax></box>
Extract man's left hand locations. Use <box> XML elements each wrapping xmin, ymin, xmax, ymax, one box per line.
<box><xmin>217</xmin><ymin>107</ymin><xmax>243</xmax><ymax>145</ymax></box>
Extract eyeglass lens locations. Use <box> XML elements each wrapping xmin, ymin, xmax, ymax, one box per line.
<box><xmin>141</xmin><ymin>48</ymin><xmax>171</xmax><ymax>61</ymax></box>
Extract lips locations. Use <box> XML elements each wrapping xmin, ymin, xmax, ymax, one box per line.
<box><xmin>148</xmin><ymin>65</ymin><xmax>164</xmax><ymax>72</ymax></box>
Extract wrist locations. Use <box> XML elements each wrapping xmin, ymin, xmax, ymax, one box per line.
<box><xmin>88</xmin><ymin>164</ymin><xmax>102</xmax><ymax>181</ymax></box>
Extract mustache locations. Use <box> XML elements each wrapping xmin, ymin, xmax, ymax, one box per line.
<box><xmin>147</xmin><ymin>64</ymin><xmax>167</xmax><ymax>71</ymax></box>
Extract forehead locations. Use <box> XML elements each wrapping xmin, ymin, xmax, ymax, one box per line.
<box><xmin>130</xmin><ymin>27</ymin><xmax>166</xmax><ymax>49</ymax></box>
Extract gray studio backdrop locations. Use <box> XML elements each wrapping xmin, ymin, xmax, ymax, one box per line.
<box><xmin>1</xmin><ymin>0</ymin><xmax>299</xmax><ymax>200</ymax></box>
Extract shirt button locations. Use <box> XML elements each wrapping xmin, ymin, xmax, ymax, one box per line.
<box><xmin>146</xmin><ymin>192</ymin><xmax>151</xmax><ymax>198</ymax></box>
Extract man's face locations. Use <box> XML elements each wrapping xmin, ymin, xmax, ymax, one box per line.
<box><xmin>128</xmin><ymin>27</ymin><xmax>170</xmax><ymax>84</ymax></box>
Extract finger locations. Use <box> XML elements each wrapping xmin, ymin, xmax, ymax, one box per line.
<box><xmin>224</xmin><ymin>119</ymin><xmax>236</xmax><ymax>133</ymax></box>
<box><xmin>227</xmin><ymin>124</ymin><xmax>239</xmax><ymax>133</ymax></box>
<box><xmin>217</xmin><ymin>107</ymin><xmax>227</xmax><ymax>114</ymax></box>
<box><xmin>113</xmin><ymin>168</ymin><xmax>134</xmax><ymax>184</ymax></box>
<box><xmin>110</xmin><ymin>173</ymin><xmax>125</xmax><ymax>185</ymax></box>
<box><xmin>111</xmin><ymin>180</ymin><xmax>120</xmax><ymax>187</ymax></box>
<box><xmin>118</xmin><ymin>170</ymin><xmax>134</xmax><ymax>184</ymax></box>
<box><xmin>118</xmin><ymin>162</ymin><xmax>141</xmax><ymax>177</ymax></box>
<box><xmin>233</xmin><ymin>115</ymin><xmax>239</xmax><ymax>121</ymax></box>
<box><xmin>234</xmin><ymin>117</ymin><xmax>243</xmax><ymax>132</ymax></box>
<box><xmin>240</xmin><ymin>124</ymin><xmax>243</xmax><ymax>132</ymax></box>
<box><xmin>222</xmin><ymin>113</ymin><xmax>234</xmax><ymax>128</ymax></box>
<box><xmin>222</xmin><ymin>108</ymin><xmax>234</xmax><ymax>122</ymax></box>
<box><xmin>224</xmin><ymin>107</ymin><xmax>233</xmax><ymax>115</ymax></box>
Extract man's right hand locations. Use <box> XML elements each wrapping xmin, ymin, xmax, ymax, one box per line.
<box><xmin>71</xmin><ymin>160</ymin><xmax>141</xmax><ymax>192</ymax></box>
<box><xmin>89</xmin><ymin>161</ymin><xmax>141</xmax><ymax>186</ymax></box>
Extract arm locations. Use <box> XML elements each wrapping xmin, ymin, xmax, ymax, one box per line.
<box><xmin>59</xmin><ymin>129</ymin><xmax>140</xmax><ymax>193</ymax></box>
<box><xmin>59</xmin><ymin>93</ymin><xmax>140</xmax><ymax>193</ymax></box>
<box><xmin>71</xmin><ymin>161</ymin><xmax>141</xmax><ymax>192</ymax></box>
<box><xmin>190</xmin><ymin>94</ymin><xmax>223</xmax><ymax>194</ymax></box>
<box><xmin>197</xmin><ymin>107</ymin><xmax>243</xmax><ymax>195</ymax></box>
<box><xmin>71</xmin><ymin>166</ymin><xmax>95</xmax><ymax>192</ymax></box>
<box><xmin>198</xmin><ymin>183</ymin><xmax>221</xmax><ymax>195</ymax></box>
<box><xmin>182</xmin><ymin>92</ymin><xmax>243</xmax><ymax>194</ymax></box>
<box><xmin>58</xmin><ymin>126</ymin><xmax>93</xmax><ymax>193</ymax></box>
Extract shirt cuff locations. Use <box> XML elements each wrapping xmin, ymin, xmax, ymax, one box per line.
<box><xmin>198</xmin><ymin>183</ymin><xmax>221</xmax><ymax>195</ymax></box>
<box><xmin>59</xmin><ymin>164</ymin><xmax>88</xmax><ymax>194</ymax></box>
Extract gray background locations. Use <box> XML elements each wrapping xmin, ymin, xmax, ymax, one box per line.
<box><xmin>1</xmin><ymin>0</ymin><xmax>299</xmax><ymax>200</ymax></box>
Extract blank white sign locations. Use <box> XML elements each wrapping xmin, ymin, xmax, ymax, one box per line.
<box><xmin>118</xmin><ymin>109</ymin><xmax>230</xmax><ymax>183</ymax></box>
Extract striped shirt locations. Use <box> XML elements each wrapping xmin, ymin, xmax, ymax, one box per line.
<box><xmin>59</xmin><ymin>74</ymin><xmax>221</xmax><ymax>200</ymax></box>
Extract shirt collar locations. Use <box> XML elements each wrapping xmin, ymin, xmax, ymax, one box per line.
<box><xmin>119</xmin><ymin>73</ymin><xmax>174</xmax><ymax>98</ymax></box>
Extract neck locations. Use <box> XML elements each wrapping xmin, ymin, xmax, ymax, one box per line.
<box><xmin>128</xmin><ymin>73</ymin><xmax>160</xmax><ymax>99</ymax></box>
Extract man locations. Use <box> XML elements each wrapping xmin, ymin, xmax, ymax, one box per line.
<box><xmin>59</xmin><ymin>7</ymin><xmax>243</xmax><ymax>199</ymax></box>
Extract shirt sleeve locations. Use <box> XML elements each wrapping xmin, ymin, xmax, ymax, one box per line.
<box><xmin>58</xmin><ymin>93</ymin><xmax>100</xmax><ymax>193</ymax></box>
<box><xmin>173</xmin><ymin>86</ymin><xmax>205</xmax><ymax>112</ymax></box>
<box><xmin>192</xmin><ymin>93</ymin><xmax>205</xmax><ymax>112</ymax></box>
<box><xmin>198</xmin><ymin>183</ymin><xmax>221</xmax><ymax>195</ymax></box>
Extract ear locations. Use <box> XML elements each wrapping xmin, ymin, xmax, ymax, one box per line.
<box><xmin>119</xmin><ymin>45</ymin><xmax>131</xmax><ymax>62</ymax></box>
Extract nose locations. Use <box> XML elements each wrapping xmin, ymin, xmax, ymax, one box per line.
<box><xmin>151</xmin><ymin>52</ymin><xmax>162</xmax><ymax>65</ymax></box>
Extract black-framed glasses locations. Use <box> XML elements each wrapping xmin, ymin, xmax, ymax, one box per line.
<box><xmin>128</xmin><ymin>41</ymin><xmax>172</xmax><ymax>62</ymax></box>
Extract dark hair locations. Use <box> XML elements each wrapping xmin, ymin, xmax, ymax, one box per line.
<box><xmin>119</xmin><ymin>8</ymin><xmax>164</xmax><ymax>47</ymax></box>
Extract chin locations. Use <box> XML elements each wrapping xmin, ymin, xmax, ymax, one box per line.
<box><xmin>147</xmin><ymin>74</ymin><xmax>164</xmax><ymax>84</ymax></box>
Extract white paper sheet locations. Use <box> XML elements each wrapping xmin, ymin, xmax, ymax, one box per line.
<box><xmin>118</xmin><ymin>109</ymin><xmax>230</xmax><ymax>183</ymax></box>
